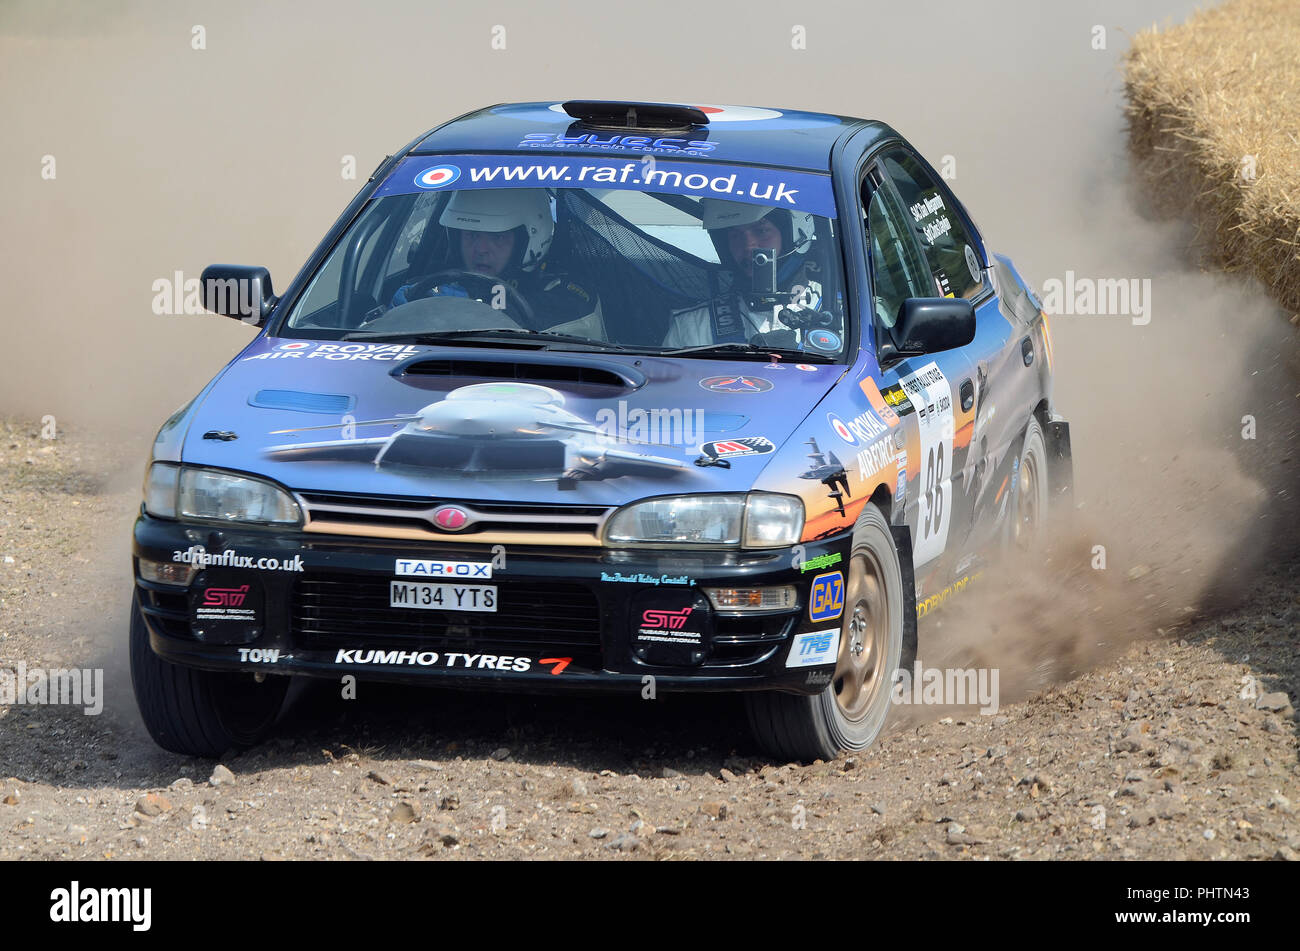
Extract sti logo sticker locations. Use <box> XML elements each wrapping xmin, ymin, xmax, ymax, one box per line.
<box><xmin>809</xmin><ymin>570</ymin><xmax>844</xmax><ymax>622</ymax></box>
<box><xmin>786</xmin><ymin>628</ymin><xmax>840</xmax><ymax>668</ymax></box>
<box><xmin>202</xmin><ymin>585</ymin><xmax>250</xmax><ymax>607</ymax></box>
<box><xmin>641</xmin><ymin>607</ymin><xmax>694</xmax><ymax>630</ymax></box>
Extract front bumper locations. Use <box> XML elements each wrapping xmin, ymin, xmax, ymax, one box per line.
<box><xmin>133</xmin><ymin>513</ymin><xmax>851</xmax><ymax>695</ymax></box>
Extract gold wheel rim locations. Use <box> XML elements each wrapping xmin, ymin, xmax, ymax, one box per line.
<box><xmin>833</xmin><ymin>550</ymin><xmax>888</xmax><ymax>722</ymax></box>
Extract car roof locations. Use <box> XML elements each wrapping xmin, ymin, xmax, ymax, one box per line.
<box><xmin>409</xmin><ymin>101</ymin><xmax>896</xmax><ymax>172</ymax></box>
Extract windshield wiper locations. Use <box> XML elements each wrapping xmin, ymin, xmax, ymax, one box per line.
<box><xmin>340</xmin><ymin>328</ymin><xmax>625</xmax><ymax>350</ymax></box>
<box><xmin>655</xmin><ymin>343</ymin><xmax>838</xmax><ymax>362</ymax></box>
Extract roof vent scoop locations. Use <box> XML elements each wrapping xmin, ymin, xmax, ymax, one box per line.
<box><xmin>561</xmin><ymin>100</ymin><xmax>710</xmax><ymax>133</ymax></box>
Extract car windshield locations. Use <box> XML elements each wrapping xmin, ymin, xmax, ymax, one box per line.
<box><xmin>280</xmin><ymin>153</ymin><xmax>848</xmax><ymax>359</ymax></box>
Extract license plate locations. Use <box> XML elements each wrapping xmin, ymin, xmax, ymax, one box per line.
<box><xmin>389</xmin><ymin>581</ymin><xmax>497</xmax><ymax>612</ymax></box>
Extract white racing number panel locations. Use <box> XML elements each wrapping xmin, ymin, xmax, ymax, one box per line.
<box><xmin>390</xmin><ymin>581</ymin><xmax>497</xmax><ymax>612</ymax></box>
<box><xmin>900</xmin><ymin>361</ymin><xmax>955</xmax><ymax>566</ymax></box>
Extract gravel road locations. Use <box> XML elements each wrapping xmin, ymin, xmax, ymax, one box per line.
<box><xmin>0</xmin><ymin>418</ymin><xmax>1295</xmax><ymax>860</ymax></box>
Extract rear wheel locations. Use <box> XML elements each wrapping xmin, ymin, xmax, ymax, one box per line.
<box><xmin>746</xmin><ymin>503</ymin><xmax>904</xmax><ymax>762</ymax></box>
<box><xmin>1011</xmin><ymin>416</ymin><xmax>1050</xmax><ymax>551</ymax></box>
<box><xmin>130</xmin><ymin>594</ymin><xmax>288</xmax><ymax>757</ymax></box>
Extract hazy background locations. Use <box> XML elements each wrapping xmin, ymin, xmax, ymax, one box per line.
<box><xmin>2</xmin><ymin>0</ymin><xmax>1295</xmax><ymax>624</ymax></box>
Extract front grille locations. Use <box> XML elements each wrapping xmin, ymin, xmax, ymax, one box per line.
<box><xmin>296</xmin><ymin>492</ymin><xmax>612</xmax><ymax>545</ymax></box>
<box><xmin>290</xmin><ymin>575</ymin><xmax>603</xmax><ymax>667</ymax></box>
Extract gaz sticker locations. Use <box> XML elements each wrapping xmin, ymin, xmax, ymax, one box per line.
<box><xmin>809</xmin><ymin>570</ymin><xmax>845</xmax><ymax>622</ymax></box>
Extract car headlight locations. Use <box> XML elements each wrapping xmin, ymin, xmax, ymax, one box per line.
<box><xmin>143</xmin><ymin>463</ymin><xmax>302</xmax><ymax>525</ymax></box>
<box><xmin>605</xmin><ymin>492</ymin><xmax>803</xmax><ymax>549</ymax></box>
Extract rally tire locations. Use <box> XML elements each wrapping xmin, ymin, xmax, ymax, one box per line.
<box><xmin>129</xmin><ymin>594</ymin><xmax>288</xmax><ymax>757</ymax></box>
<box><xmin>745</xmin><ymin>503</ymin><xmax>905</xmax><ymax>762</ymax></box>
<box><xmin>1010</xmin><ymin>416</ymin><xmax>1050</xmax><ymax>552</ymax></box>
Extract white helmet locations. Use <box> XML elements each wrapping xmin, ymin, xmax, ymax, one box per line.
<box><xmin>699</xmin><ymin>198</ymin><xmax>816</xmax><ymax>269</ymax></box>
<box><xmin>439</xmin><ymin>188</ymin><xmax>554</xmax><ymax>271</ymax></box>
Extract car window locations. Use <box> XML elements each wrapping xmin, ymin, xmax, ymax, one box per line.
<box><xmin>881</xmin><ymin>151</ymin><xmax>985</xmax><ymax>299</ymax></box>
<box><xmin>862</xmin><ymin>171</ymin><xmax>931</xmax><ymax>329</ymax></box>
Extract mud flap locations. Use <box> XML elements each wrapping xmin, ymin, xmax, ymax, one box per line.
<box><xmin>890</xmin><ymin>525</ymin><xmax>918</xmax><ymax>672</ymax></box>
<box><xmin>1044</xmin><ymin>416</ymin><xmax>1074</xmax><ymax>533</ymax></box>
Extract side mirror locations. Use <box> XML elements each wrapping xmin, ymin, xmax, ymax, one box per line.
<box><xmin>886</xmin><ymin>297</ymin><xmax>976</xmax><ymax>359</ymax></box>
<box><xmin>200</xmin><ymin>264</ymin><xmax>276</xmax><ymax>326</ymax></box>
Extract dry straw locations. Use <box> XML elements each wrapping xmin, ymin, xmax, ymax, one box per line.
<box><xmin>1125</xmin><ymin>0</ymin><xmax>1300</xmax><ymax>317</ymax></box>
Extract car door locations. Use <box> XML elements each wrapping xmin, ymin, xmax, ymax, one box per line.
<box><xmin>859</xmin><ymin>162</ymin><xmax>977</xmax><ymax>584</ymax></box>
<box><xmin>877</xmin><ymin>147</ymin><xmax>1033</xmax><ymax>558</ymax></box>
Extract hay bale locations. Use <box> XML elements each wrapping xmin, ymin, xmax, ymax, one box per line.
<box><xmin>1124</xmin><ymin>0</ymin><xmax>1300</xmax><ymax>317</ymax></box>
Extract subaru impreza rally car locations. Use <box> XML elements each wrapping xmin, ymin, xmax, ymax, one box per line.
<box><xmin>132</xmin><ymin>100</ymin><xmax>1072</xmax><ymax>761</ymax></box>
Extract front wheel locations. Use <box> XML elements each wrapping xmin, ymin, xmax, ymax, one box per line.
<box><xmin>745</xmin><ymin>502</ymin><xmax>905</xmax><ymax>762</ymax></box>
<box><xmin>129</xmin><ymin>594</ymin><xmax>288</xmax><ymax>757</ymax></box>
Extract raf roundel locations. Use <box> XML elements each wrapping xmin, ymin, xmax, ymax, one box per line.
<box><xmin>415</xmin><ymin>164</ymin><xmax>461</xmax><ymax>189</ymax></box>
<box><xmin>827</xmin><ymin>413</ymin><xmax>857</xmax><ymax>446</ymax></box>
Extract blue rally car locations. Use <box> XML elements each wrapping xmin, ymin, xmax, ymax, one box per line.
<box><xmin>132</xmin><ymin>101</ymin><xmax>1072</xmax><ymax>761</ymax></box>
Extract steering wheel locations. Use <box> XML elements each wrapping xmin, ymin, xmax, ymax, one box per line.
<box><xmin>401</xmin><ymin>269</ymin><xmax>540</xmax><ymax>329</ymax></box>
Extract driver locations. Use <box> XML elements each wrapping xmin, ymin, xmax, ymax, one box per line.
<box><xmin>392</xmin><ymin>188</ymin><xmax>601</xmax><ymax>336</ymax></box>
<box><xmin>662</xmin><ymin>199</ymin><xmax>825</xmax><ymax>349</ymax></box>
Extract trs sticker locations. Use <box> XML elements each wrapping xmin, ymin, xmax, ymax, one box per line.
<box><xmin>395</xmin><ymin>559</ymin><xmax>493</xmax><ymax>579</ymax></box>
<box><xmin>899</xmin><ymin>361</ymin><xmax>955</xmax><ymax>565</ymax></box>
<box><xmin>699</xmin><ymin>375</ymin><xmax>773</xmax><ymax>394</ymax></box>
<box><xmin>786</xmin><ymin>628</ymin><xmax>840</xmax><ymax>668</ymax></box>
<box><xmin>415</xmin><ymin>164</ymin><xmax>461</xmax><ymax>189</ymax></box>
<box><xmin>809</xmin><ymin>570</ymin><xmax>845</xmax><ymax>622</ymax></box>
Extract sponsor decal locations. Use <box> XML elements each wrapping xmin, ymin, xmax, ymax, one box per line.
<box><xmin>637</xmin><ymin>607</ymin><xmax>700</xmax><ymax>645</ymax></box>
<box><xmin>786</xmin><ymin>628</ymin><xmax>840</xmax><ymax>668</ymax></box>
<box><xmin>395</xmin><ymin>558</ymin><xmax>492</xmax><ymax>579</ymax></box>
<box><xmin>855</xmin><ymin>438</ymin><xmax>895</xmax><ymax>484</ymax></box>
<box><xmin>794</xmin><ymin>364</ymin><xmax>817</xmax><ymax>372</ymax></box>
<box><xmin>964</xmin><ymin>244</ymin><xmax>983</xmax><ymax>284</ymax></box>
<box><xmin>49</xmin><ymin>882</ymin><xmax>151</xmax><ymax>932</ymax></box>
<box><xmin>334</xmin><ymin>649</ymin><xmax>532</xmax><ymax>672</ymax></box>
<box><xmin>242</xmin><ymin>342</ymin><xmax>423</xmax><ymax>362</ymax></box>
<box><xmin>196</xmin><ymin>584</ymin><xmax>256</xmax><ymax>622</ymax></box>
<box><xmin>899</xmin><ymin>362</ymin><xmax>955</xmax><ymax>565</ymax></box>
<box><xmin>374</xmin><ymin>154</ymin><xmax>837</xmax><ymax>218</ymax></box>
<box><xmin>173</xmin><ymin>547</ymin><xmax>303</xmax><ymax>573</ymax></box>
<box><xmin>236</xmin><ymin>648</ymin><xmax>280</xmax><ymax>664</ymax></box>
<box><xmin>415</xmin><ymin>164</ymin><xmax>461</xmax><ymax>189</ymax></box>
<box><xmin>698</xmin><ymin>437</ymin><xmax>774</xmax><ymax>460</ymax></box>
<box><xmin>859</xmin><ymin>378</ymin><xmax>901</xmax><ymax>427</ymax></box>
<box><xmin>699</xmin><ymin>375</ymin><xmax>773</xmax><ymax>394</ymax></box>
<box><xmin>519</xmin><ymin>132</ymin><xmax>716</xmax><ymax>156</ymax></box>
<box><xmin>805</xmin><ymin>670</ymin><xmax>833</xmax><ymax>687</ymax></box>
<box><xmin>915</xmin><ymin>572</ymin><xmax>982</xmax><ymax>619</ymax></box>
<box><xmin>895</xmin><ymin>450</ymin><xmax>908</xmax><ymax>503</ymax></box>
<box><xmin>807</xmin><ymin>329</ymin><xmax>840</xmax><ymax>350</ymax></box>
<box><xmin>0</xmin><ymin>663</ymin><xmax>103</xmax><ymax>715</ymax></box>
<box><xmin>539</xmin><ymin>657</ymin><xmax>571</xmax><ymax>675</ymax></box>
<box><xmin>809</xmin><ymin>570</ymin><xmax>845</xmax><ymax>622</ymax></box>
<box><xmin>829</xmin><ymin>409</ymin><xmax>889</xmax><ymax>446</ymax></box>
<box><xmin>601</xmin><ymin>571</ymin><xmax>694</xmax><ymax>586</ymax></box>
<box><xmin>797</xmin><ymin>551</ymin><xmax>842</xmax><ymax>573</ymax></box>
